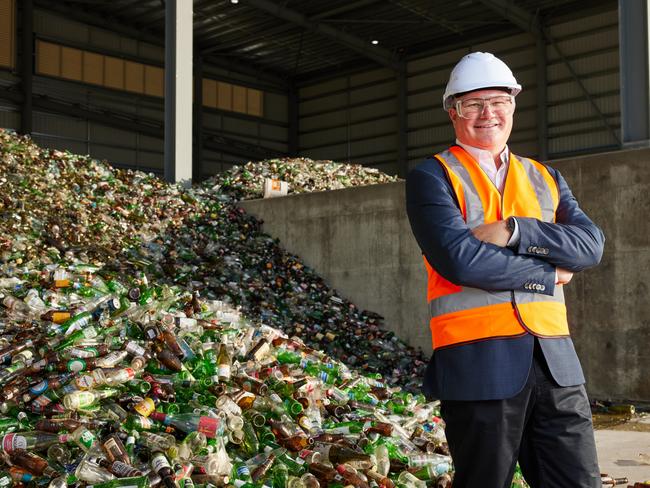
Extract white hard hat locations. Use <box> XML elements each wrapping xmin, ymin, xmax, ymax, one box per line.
<box><xmin>442</xmin><ymin>52</ymin><xmax>522</xmax><ymax>110</ymax></box>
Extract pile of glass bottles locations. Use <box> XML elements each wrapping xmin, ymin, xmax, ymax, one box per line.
<box><xmin>0</xmin><ymin>262</ymin><xmax>452</xmax><ymax>488</ymax></box>
<box><xmin>208</xmin><ymin>158</ymin><xmax>399</xmax><ymax>201</ymax></box>
<box><xmin>0</xmin><ymin>129</ymin><xmax>426</xmax><ymax>390</ymax></box>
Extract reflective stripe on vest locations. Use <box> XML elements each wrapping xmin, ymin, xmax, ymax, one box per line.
<box><xmin>427</xmin><ymin>146</ymin><xmax>569</xmax><ymax>350</ymax></box>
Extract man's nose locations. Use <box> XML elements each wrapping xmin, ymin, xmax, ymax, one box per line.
<box><xmin>480</xmin><ymin>101</ymin><xmax>496</xmax><ymax>116</ymax></box>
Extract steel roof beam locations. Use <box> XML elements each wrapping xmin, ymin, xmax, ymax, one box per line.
<box><xmin>389</xmin><ymin>0</ymin><xmax>463</xmax><ymax>35</ymax></box>
<box><xmin>476</xmin><ymin>0</ymin><xmax>541</xmax><ymax>34</ymax></box>
<box><xmin>243</xmin><ymin>0</ymin><xmax>403</xmax><ymax>71</ymax></box>
<box><xmin>310</xmin><ymin>0</ymin><xmax>384</xmax><ymax>20</ymax></box>
<box><xmin>131</xmin><ymin>5</ymin><xmax>166</xmax><ymax>27</ymax></box>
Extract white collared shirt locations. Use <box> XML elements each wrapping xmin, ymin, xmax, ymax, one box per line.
<box><xmin>455</xmin><ymin>139</ymin><xmax>509</xmax><ymax>193</ymax></box>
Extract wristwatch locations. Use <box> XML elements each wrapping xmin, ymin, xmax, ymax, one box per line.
<box><xmin>506</xmin><ymin>216</ymin><xmax>516</xmax><ymax>234</ymax></box>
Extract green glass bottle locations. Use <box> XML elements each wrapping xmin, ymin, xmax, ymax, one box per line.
<box><xmin>272</xmin><ymin>463</ymin><xmax>289</xmax><ymax>488</ymax></box>
<box><xmin>240</xmin><ymin>419</ymin><xmax>259</xmax><ymax>458</ymax></box>
<box><xmin>89</xmin><ymin>475</ymin><xmax>150</xmax><ymax>488</ymax></box>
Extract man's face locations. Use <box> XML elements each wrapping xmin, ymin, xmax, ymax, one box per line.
<box><xmin>449</xmin><ymin>89</ymin><xmax>514</xmax><ymax>153</ymax></box>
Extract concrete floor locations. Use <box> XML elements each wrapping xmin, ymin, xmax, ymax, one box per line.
<box><xmin>596</xmin><ymin>430</ymin><xmax>650</xmax><ymax>484</ymax></box>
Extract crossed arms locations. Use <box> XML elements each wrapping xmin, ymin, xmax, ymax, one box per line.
<box><xmin>405</xmin><ymin>160</ymin><xmax>605</xmax><ymax>297</ymax></box>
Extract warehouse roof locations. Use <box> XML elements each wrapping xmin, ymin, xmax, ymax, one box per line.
<box><xmin>34</xmin><ymin>0</ymin><xmax>616</xmax><ymax>87</ymax></box>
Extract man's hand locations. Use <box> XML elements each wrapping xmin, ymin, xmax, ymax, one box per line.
<box><xmin>471</xmin><ymin>220</ymin><xmax>512</xmax><ymax>247</ymax></box>
<box><xmin>556</xmin><ymin>267</ymin><xmax>573</xmax><ymax>285</ymax></box>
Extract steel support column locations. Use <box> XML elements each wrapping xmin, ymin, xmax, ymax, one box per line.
<box><xmin>397</xmin><ymin>67</ymin><xmax>408</xmax><ymax>178</ymax></box>
<box><xmin>193</xmin><ymin>56</ymin><xmax>204</xmax><ymax>183</ymax></box>
<box><xmin>288</xmin><ymin>82</ymin><xmax>299</xmax><ymax>156</ymax></box>
<box><xmin>536</xmin><ymin>36</ymin><xmax>548</xmax><ymax>160</ymax></box>
<box><xmin>619</xmin><ymin>0</ymin><xmax>650</xmax><ymax>145</ymax></box>
<box><xmin>164</xmin><ymin>0</ymin><xmax>193</xmax><ymax>185</ymax></box>
<box><xmin>21</xmin><ymin>0</ymin><xmax>33</xmax><ymax>135</ymax></box>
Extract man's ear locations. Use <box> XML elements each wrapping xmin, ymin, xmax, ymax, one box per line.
<box><xmin>448</xmin><ymin>109</ymin><xmax>457</xmax><ymax>124</ymax></box>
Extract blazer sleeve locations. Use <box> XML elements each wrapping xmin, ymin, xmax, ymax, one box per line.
<box><xmin>513</xmin><ymin>167</ymin><xmax>605</xmax><ymax>272</ymax></box>
<box><xmin>406</xmin><ymin>162</ymin><xmax>557</xmax><ymax>296</ymax></box>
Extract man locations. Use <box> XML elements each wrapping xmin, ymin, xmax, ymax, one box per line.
<box><xmin>405</xmin><ymin>52</ymin><xmax>605</xmax><ymax>488</ymax></box>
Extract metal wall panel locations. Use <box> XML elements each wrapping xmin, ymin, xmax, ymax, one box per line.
<box><xmin>0</xmin><ymin>0</ymin><xmax>15</xmax><ymax>69</ymax></box>
<box><xmin>139</xmin><ymin>135</ymin><xmax>164</xmax><ymax>152</ymax></box>
<box><xmin>544</xmin><ymin>11</ymin><xmax>620</xmax><ymax>155</ymax></box>
<box><xmin>33</xmin><ymin>111</ymin><xmax>86</xmax><ymax>140</ymax></box>
<box><xmin>0</xmin><ymin>70</ymin><xmax>19</xmax><ymax>129</ymax></box>
<box><xmin>88</xmin><ymin>29</ymin><xmax>123</xmax><ymax>54</ymax></box>
<box><xmin>259</xmin><ymin>124</ymin><xmax>287</xmax><ymax>143</ymax></box>
<box><xmin>34</xmin><ymin>10</ymin><xmax>89</xmax><ymax>43</ymax></box>
<box><xmin>298</xmin><ymin>8</ymin><xmax>620</xmax><ymax>174</ymax></box>
<box><xmin>91</xmin><ymin>145</ymin><xmax>139</xmax><ymax>169</ymax></box>
<box><xmin>263</xmin><ymin>92</ymin><xmax>287</xmax><ymax>123</ymax></box>
<box><xmin>301</xmin><ymin>93</ymin><xmax>348</xmax><ymax>116</ymax></box>
<box><xmin>89</xmin><ymin>124</ymin><xmax>136</xmax><ymax>146</ymax></box>
<box><xmin>301</xmin><ymin>127</ymin><xmax>347</xmax><ymax>149</ymax></box>
<box><xmin>31</xmin><ymin>133</ymin><xmax>88</xmax><ymax>155</ymax></box>
<box><xmin>349</xmin><ymin>68</ymin><xmax>393</xmax><ymax>87</ymax></box>
<box><xmin>300</xmin><ymin>77</ymin><xmax>347</xmax><ymax>99</ymax></box>
<box><xmin>0</xmin><ymin>9</ymin><xmax>289</xmax><ymax>177</ymax></box>
<box><xmin>222</xmin><ymin>117</ymin><xmax>259</xmax><ymax>136</ymax></box>
<box><xmin>298</xmin><ymin>67</ymin><xmax>398</xmax><ymax>169</ymax></box>
<box><xmin>0</xmin><ymin>105</ymin><xmax>19</xmax><ymax>129</ymax></box>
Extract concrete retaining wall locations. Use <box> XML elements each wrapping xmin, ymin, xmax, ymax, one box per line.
<box><xmin>239</xmin><ymin>147</ymin><xmax>650</xmax><ymax>402</ymax></box>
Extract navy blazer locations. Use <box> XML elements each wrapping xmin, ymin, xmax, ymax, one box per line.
<box><xmin>406</xmin><ymin>152</ymin><xmax>605</xmax><ymax>401</ymax></box>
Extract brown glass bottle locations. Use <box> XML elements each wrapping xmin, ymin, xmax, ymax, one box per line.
<box><xmin>101</xmin><ymin>434</ymin><xmax>131</xmax><ymax>465</ymax></box>
<box><xmin>250</xmin><ymin>453</ymin><xmax>276</xmax><ymax>482</ymax></box>
<box><xmin>308</xmin><ymin>463</ymin><xmax>340</xmax><ymax>483</ymax></box>
<box><xmin>335</xmin><ymin>464</ymin><xmax>370</xmax><ymax>488</ymax></box>
<box><xmin>9</xmin><ymin>450</ymin><xmax>59</xmax><ymax>477</ymax></box>
<box><xmin>153</xmin><ymin>343</ymin><xmax>182</xmax><ymax>371</ymax></box>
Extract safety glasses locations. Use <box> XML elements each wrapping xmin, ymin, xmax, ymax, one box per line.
<box><xmin>454</xmin><ymin>94</ymin><xmax>515</xmax><ymax>119</ymax></box>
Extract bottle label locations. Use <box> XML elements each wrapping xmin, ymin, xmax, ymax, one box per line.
<box><xmin>51</xmin><ymin>312</ymin><xmax>71</xmax><ymax>324</ymax></box>
<box><xmin>134</xmin><ymin>398</ymin><xmax>155</xmax><ymax>417</ymax></box>
<box><xmin>111</xmin><ymin>461</ymin><xmax>136</xmax><ymax>477</ymax></box>
<box><xmin>197</xmin><ymin>416</ymin><xmax>221</xmax><ymax>438</ymax></box>
<box><xmin>77</xmin><ymin>429</ymin><xmax>97</xmax><ymax>450</ymax></box>
<box><xmin>174</xmin><ymin>463</ymin><xmax>193</xmax><ymax>480</ymax></box>
<box><xmin>217</xmin><ymin>365</ymin><xmax>231</xmax><ymax>379</ymax></box>
<box><xmin>31</xmin><ymin>394</ymin><xmax>52</xmax><ymax>412</ymax></box>
<box><xmin>176</xmin><ymin>317</ymin><xmax>197</xmax><ymax>329</ymax></box>
<box><xmin>29</xmin><ymin>380</ymin><xmax>49</xmax><ymax>395</ymax></box>
<box><xmin>67</xmin><ymin>359</ymin><xmax>86</xmax><ymax>373</ymax></box>
<box><xmin>102</xmin><ymin>437</ymin><xmax>123</xmax><ymax>460</ymax></box>
<box><xmin>2</xmin><ymin>433</ymin><xmax>27</xmax><ymax>453</ymax></box>
<box><xmin>69</xmin><ymin>347</ymin><xmax>99</xmax><ymax>358</ymax></box>
<box><xmin>125</xmin><ymin>342</ymin><xmax>146</xmax><ymax>357</ymax></box>
<box><xmin>98</xmin><ymin>351</ymin><xmax>126</xmax><ymax>368</ymax></box>
<box><xmin>77</xmin><ymin>391</ymin><xmax>96</xmax><ymax>408</ymax></box>
<box><xmin>151</xmin><ymin>452</ymin><xmax>171</xmax><ymax>472</ymax></box>
<box><xmin>76</xmin><ymin>374</ymin><xmax>95</xmax><ymax>389</ymax></box>
<box><xmin>111</xmin><ymin>368</ymin><xmax>135</xmax><ymax>383</ymax></box>
<box><xmin>236</xmin><ymin>465</ymin><xmax>250</xmax><ymax>477</ymax></box>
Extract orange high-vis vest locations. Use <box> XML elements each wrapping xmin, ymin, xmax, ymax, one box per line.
<box><xmin>426</xmin><ymin>146</ymin><xmax>570</xmax><ymax>350</ymax></box>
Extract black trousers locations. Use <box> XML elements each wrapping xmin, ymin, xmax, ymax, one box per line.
<box><xmin>440</xmin><ymin>341</ymin><xmax>600</xmax><ymax>488</ymax></box>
